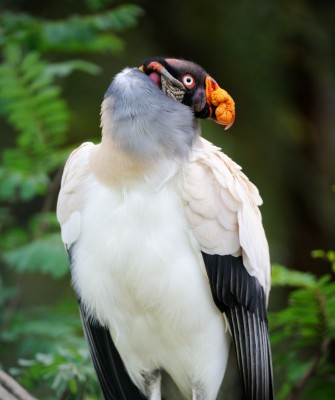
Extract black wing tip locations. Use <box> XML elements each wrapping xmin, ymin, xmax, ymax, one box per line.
<box><xmin>79</xmin><ymin>304</ymin><xmax>145</xmax><ymax>400</ymax></box>
<box><xmin>202</xmin><ymin>253</ymin><xmax>274</xmax><ymax>400</ymax></box>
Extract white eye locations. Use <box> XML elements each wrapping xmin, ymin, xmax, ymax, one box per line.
<box><xmin>182</xmin><ymin>74</ymin><xmax>195</xmax><ymax>89</ymax></box>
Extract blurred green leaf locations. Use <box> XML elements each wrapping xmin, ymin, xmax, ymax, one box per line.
<box><xmin>0</xmin><ymin>5</ymin><xmax>143</xmax><ymax>54</ymax></box>
<box><xmin>0</xmin><ymin>167</ymin><xmax>50</xmax><ymax>202</ymax></box>
<box><xmin>3</xmin><ymin>234</ymin><xmax>68</xmax><ymax>278</ymax></box>
<box><xmin>271</xmin><ymin>264</ymin><xmax>316</xmax><ymax>287</ymax></box>
<box><xmin>0</xmin><ymin>46</ymin><xmax>69</xmax><ymax>150</ymax></box>
<box><xmin>15</xmin><ymin>347</ymin><xmax>101</xmax><ymax>399</ymax></box>
<box><xmin>1</xmin><ymin>302</ymin><xmax>83</xmax><ymax>357</ymax></box>
<box><xmin>85</xmin><ymin>0</ymin><xmax>107</xmax><ymax>12</ymax></box>
<box><xmin>45</xmin><ymin>60</ymin><xmax>101</xmax><ymax>78</ymax></box>
<box><xmin>270</xmin><ymin>260</ymin><xmax>335</xmax><ymax>399</ymax></box>
<box><xmin>312</xmin><ymin>249</ymin><xmax>335</xmax><ymax>272</ymax></box>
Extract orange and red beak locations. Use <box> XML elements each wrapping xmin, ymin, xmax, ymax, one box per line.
<box><xmin>205</xmin><ymin>76</ymin><xmax>235</xmax><ymax>130</ymax></box>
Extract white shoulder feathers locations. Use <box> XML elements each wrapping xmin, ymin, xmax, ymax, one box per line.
<box><xmin>57</xmin><ymin>137</ymin><xmax>270</xmax><ymax>296</ymax></box>
<box><xmin>57</xmin><ymin>142</ymin><xmax>94</xmax><ymax>245</ymax></box>
<box><xmin>181</xmin><ymin>138</ymin><xmax>271</xmax><ymax>297</ymax></box>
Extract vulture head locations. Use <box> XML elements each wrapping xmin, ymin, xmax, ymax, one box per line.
<box><xmin>140</xmin><ymin>57</ymin><xmax>235</xmax><ymax>129</ymax></box>
<box><xmin>101</xmin><ymin>57</ymin><xmax>235</xmax><ymax>160</ymax></box>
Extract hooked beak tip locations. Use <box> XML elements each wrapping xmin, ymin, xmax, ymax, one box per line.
<box><xmin>224</xmin><ymin>115</ymin><xmax>235</xmax><ymax>131</ymax></box>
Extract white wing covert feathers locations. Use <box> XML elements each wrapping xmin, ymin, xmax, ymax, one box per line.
<box><xmin>57</xmin><ymin>142</ymin><xmax>94</xmax><ymax>245</ymax></box>
<box><xmin>181</xmin><ymin>137</ymin><xmax>271</xmax><ymax>298</ymax></box>
<box><xmin>182</xmin><ymin>137</ymin><xmax>274</xmax><ymax>399</ymax></box>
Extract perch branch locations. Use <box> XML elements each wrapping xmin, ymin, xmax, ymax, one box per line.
<box><xmin>0</xmin><ymin>370</ymin><xmax>37</xmax><ymax>400</ymax></box>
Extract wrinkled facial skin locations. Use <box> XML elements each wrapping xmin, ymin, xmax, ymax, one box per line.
<box><xmin>140</xmin><ymin>57</ymin><xmax>235</xmax><ymax>129</ymax></box>
<box><xmin>140</xmin><ymin>57</ymin><xmax>211</xmax><ymax>120</ymax></box>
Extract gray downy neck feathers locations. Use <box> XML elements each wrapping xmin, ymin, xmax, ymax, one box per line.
<box><xmin>100</xmin><ymin>68</ymin><xmax>199</xmax><ymax>161</ymax></box>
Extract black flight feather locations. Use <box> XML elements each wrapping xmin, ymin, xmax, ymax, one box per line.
<box><xmin>78</xmin><ymin>302</ymin><xmax>145</xmax><ymax>400</ymax></box>
<box><xmin>202</xmin><ymin>253</ymin><xmax>274</xmax><ymax>400</ymax></box>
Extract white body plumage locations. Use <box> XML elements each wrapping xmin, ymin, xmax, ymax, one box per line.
<box><xmin>69</xmin><ymin>152</ymin><xmax>229</xmax><ymax>399</ymax></box>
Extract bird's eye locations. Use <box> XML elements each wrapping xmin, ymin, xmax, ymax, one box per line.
<box><xmin>182</xmin><ymin>74</ymin><xmax>196</xmax><ymax>89</ymax></box>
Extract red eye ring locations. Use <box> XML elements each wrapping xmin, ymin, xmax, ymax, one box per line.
<box><xmin>182</xmin><ymin>74</ymin><xmax>196</xmax><ymax>89</ymax></box>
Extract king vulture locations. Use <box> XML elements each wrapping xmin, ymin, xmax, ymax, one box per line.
<box><xmin>57</xmin><ymin>57</ymin><xmax>274</xmax><ymax>400</ymax></box>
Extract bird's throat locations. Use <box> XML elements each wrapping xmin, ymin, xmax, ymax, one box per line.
<box><xmin>90</xmin><ymin>136</ymin><xmax>153</xmax><ymax>185</ymax></box>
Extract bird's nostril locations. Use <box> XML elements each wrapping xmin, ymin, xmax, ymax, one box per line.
<box><xmin>192</xmin><ymin>90</ymin><xmax>207</xmax><ymax>113</ymax></box>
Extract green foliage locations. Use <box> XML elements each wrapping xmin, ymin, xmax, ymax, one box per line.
<box><xmin>0</xmin><ymin>3</ymin><xmax>141</xmax><ymax>398</ymax></box>
<box><xmin>41</xmin><ymin>7</ymin><xmax>143</xmax><ymax>53</ymax></box>
<box><xmin>1</xmin><ymin>301</ymin><xmax>101</xmax><ymax>399</ymax></box>
<box><xmin>0</xmin><ymin>46</ymin><xmax>70</xmax><ymax>208</ymax></box>
<box><xmin>14</xmin><ymin>348</ymin><xmax>101</xmax><ymax>400</ymax></box>
<box><xmin>0</xmin><ymin>46</ymin><xmax>69</xmax><ymax>146</ymax></box>
<box><xmin>270</xmin><ymin>259</ymin><xmax>335</xmax><ymax>399</ymax></box>
<box><xmin>271</xmin><ymin>264</ymin><xmax>316</xmax><ymax>288</ymax></box>
<box><xmin>1</xmin><ymin>302</ymin><xmax>82</xmax><ymax>351</ymax></box>
<box><xmin>311</xmin><ymin>250</ymin><xmax>335</xmax><ymax>273</ymax></box>
<box><xmin>4</xmin><ymin>233</ymin><xmax>68</xmax><ymax>278</ymax></box>
<box><xmin>3</xmin><ymin>302</ymin><xmax>101</xmax><ymax>399</ymax></box>
<box><xmin>0</xmin><ymin>5</ymin><xmax>143</xmax><ymax>54</ymax></box>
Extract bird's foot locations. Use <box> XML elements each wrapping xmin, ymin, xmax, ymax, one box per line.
<box><xmin>141</xmin><ymin>369</ymin><xmax>161</xmax><ymax>400</ymax></box>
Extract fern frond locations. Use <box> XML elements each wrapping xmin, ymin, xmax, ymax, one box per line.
<box><xmin>41</xmin><ymin>5</ymin><xmax>143</xmax><ymax>53</ymax></box>
<box><xmin>0</xmin><ymin>6</ymin><xmax>143</xmax><ymax>54</ymax></box>
<box><xmin>0</xmin><ymin>45</ymin><xmax>69</xmax><ymax>157</ymax></box>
